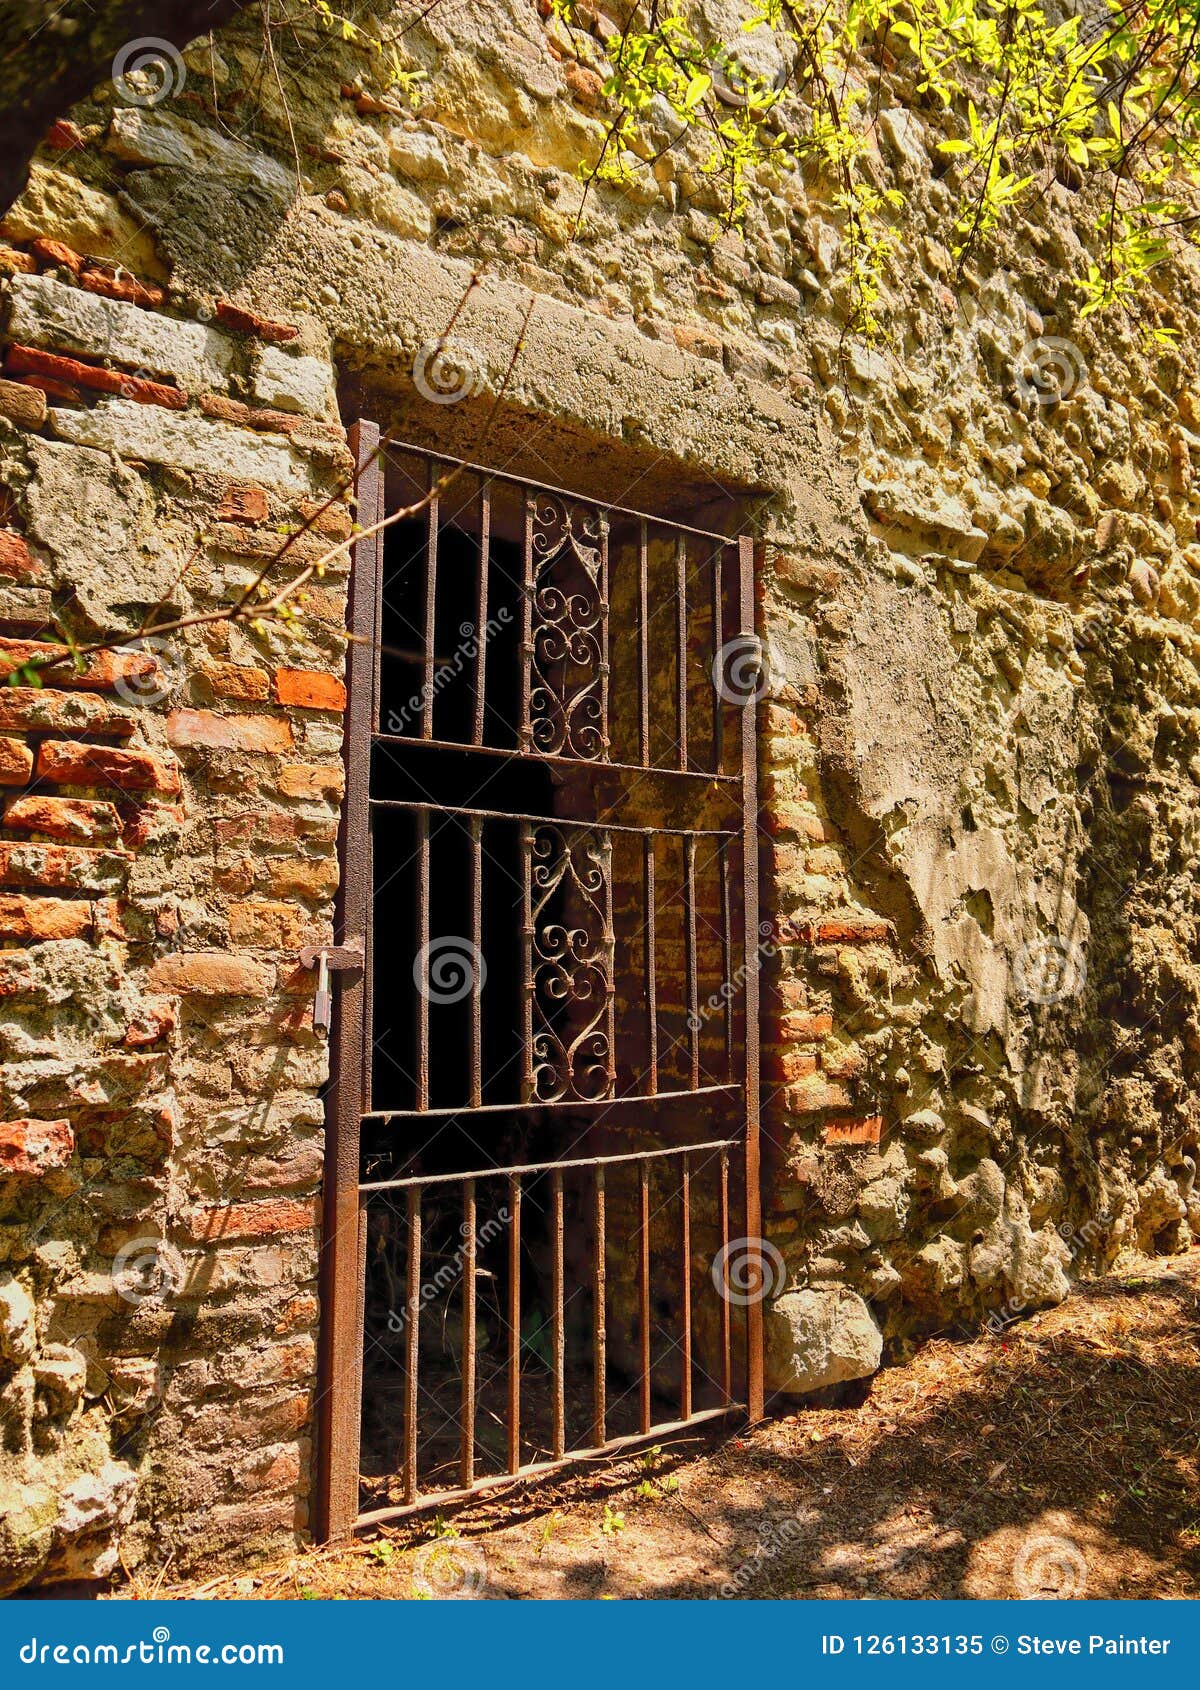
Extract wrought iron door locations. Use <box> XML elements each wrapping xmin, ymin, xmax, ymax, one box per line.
<box><xmin>316</xmin><ymin>422</ymin><xmax>763</xmax><ymax>1537</ymax></box>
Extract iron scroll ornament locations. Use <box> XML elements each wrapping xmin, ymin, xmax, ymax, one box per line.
<box><xmin>523</xmin><ymin>821</ymin><xmax>615</xmax><ymax>1104</ymax></box>
<box><xmin>526</xmin><ymin>496</ymin><xmax>608</xmax><ymax>761</ymax></box>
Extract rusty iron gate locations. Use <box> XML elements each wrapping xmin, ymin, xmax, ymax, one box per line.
<box><xmin>315</xmin><ymin>422</ymin><xmax>764</xmax><ymax>1537</ymax></box>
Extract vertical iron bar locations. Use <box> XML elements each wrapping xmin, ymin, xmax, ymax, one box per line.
<box><xmin>719</xmin><ymin>1149</ymin><xmax>732</xmax><ymax>1406</ymax></box>
<box><xmin>520</xmin><ymin>489</ymin><xmax>534</xmax><ymax>753</ymax></box>
<box><xmin>599</xmin><ymin>517</ymin><xmax>611</xmax><ymax>760</ymax></box>
<box><xmin>421</xmin><ymin>463</ymin><xmax>438</xmax><ymax>741</ymax></box>
<box><xmin>601</xmin><ymin>831</ymin><xmax>616</xmax><ymax>1099</ymax></box>
<box><xmin>316</xmin><ymin>419</ymin><xmax>379</xmax><ymax>1542</ymax></box>
<box><xmin>460</xmin><ymin>1179</ymin><xmax>476</xmax><ymax>1490</ymax></box>
<box><xmin>738</xmin><ymin>533</ymin><xmax>764</xmax><ymax>1422</ymax></box>
<box><xmin>507</xmin><ymin>1174</ymin><xmax>521</xmax><ymax>1473</ymax></box>
<box><xmin>403</xmin><ymin>1185</ymin><xmax>422</xmax><ymax>1504</ymax></box>
<box><xmin>469</xmin><ymin>815</ymin><xmax>483</xmax><ymax>1111</ymax></box>
<box><xmin>679</xmin><ymin>1151</ymin><xmax>692</xmax><ymax>1421</ymax></box>
<box><xmin>711</xmin><ymin>543</ymin><xmax>724</xmax><ymax>774</ymax></box>
<box><xmin>643</xmin><ymin>837</ymin><xmax>657</xmax><ymax>1096</ymax></box>
<box><xmin>719</xmin><ymin>837</ymin><xmax>734</xmax><ymax>1083</ymax></box>
<box><xmin>415</xmin><ymin>810</ymin><xmax>430</xmax><ymax>1113</ymax></box>
<box><xmin>639</xmin><ymin>1158</ymin><xmax>651</xmax><ymax>1436</ymax></box>
<box><xmin>675</xmin><ymin>532</ymin><xmax>688</xmax><ymax>772</ymax></box>
<box><xmin>473</xmin><ymin>478</ymin><xmax>490</xmax><ymax>746</ymax></box>
<box><xmin>592</xmin><ymin>1164</ymin><xmax>607</xmax><ymax>1447</ymax></box>
<box><xmin>520</xmin><ymin>821</ymin><xmax>535</xmax><ymax>1106</ymax></box>
<box><xmin>551</xmin><ymin>1168</ymin><xmax>565</xmax><ymax>1459</ymax></box>
<box><xmin>638</xmin><ymin>519</ymin><xmax>650</xmax><ymax>767</ymax></box>
<box><xmin>684</xmin><ymin>833</ymin><xmax>700</xmax><ymax>1091</ymax></box>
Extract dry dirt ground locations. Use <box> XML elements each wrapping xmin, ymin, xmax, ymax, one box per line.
<box><xmin>141</xmin><ymin>1250</ymin><xmax>1200</xmax><ymax>1601</ymax></box>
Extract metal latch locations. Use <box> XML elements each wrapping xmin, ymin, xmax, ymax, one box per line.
<box><xmin>300</xmin><ymin>941</ymin><xmax>364</xmax><ymax>1036</ymax></box>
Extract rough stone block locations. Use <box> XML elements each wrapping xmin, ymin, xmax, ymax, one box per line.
<box><xmin>48</xmin><ymin>400</ymin><xmax>323</xmax><ymax>496</ymax></box>
<box><xmin>0</xmin><ymin>378</ymin><xmax>47</xmax><ymax>430</ymax></box>
<box><xmin>106</xmin><ymin>107</ymin><xmax>294</xmax><ymax>197</ymax></box>
<box><xmin>764</xmin><ymin>1288</ymin><xmax>883</xmax><ymax>1395</ymax></box>
<box><xmin>251</xmin><ymin>345</ymin><xmax>334</xmax><ymax>418</ymax></box>
<box><xmin>8</xmin><ymin>273</ymin><xmax>232</xmax><ymax>393</ymax></box>
<box><xmin>228</xmin><ymin>900</ymin><xmax>319</xmax><ymax>950</ymax></box>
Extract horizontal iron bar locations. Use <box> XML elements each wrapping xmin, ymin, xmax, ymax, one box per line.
<box><xmin>373</xmin><ymin>733</ymin><xmax>742</xmax><ymax>785</ymax></box>
<box><xmin>354</xmin><ymin>1404</ymin><xmax>744</xmax><ymax>1528</ymax></box>
<box><xmin>361</xmin><ymin>1083</ymin><xmax>741</xmax><ymax>1128</ymax></box>
<box><xmin>379</xmin><ymin>439</ymin><xmax>744</xmax><ymax>546</ymax></box>
<box><xmin>369</xmin><ymin>797</ymin><xmax>738</xmax><ymax>839</ymax></box>
<box><xmin>358</xmin><ymin>1135</ymin><xmax>739</xmax><ymax>1192</ymax></box>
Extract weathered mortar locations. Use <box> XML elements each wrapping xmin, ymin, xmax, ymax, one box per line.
<box><xmin>0</xmin><ymin>0</ymin><xmax>1198</xmax><ymax>1584</ymax></box>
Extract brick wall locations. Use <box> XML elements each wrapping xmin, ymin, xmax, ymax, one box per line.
<box><xmin>0</xmin><ymin>234</ymin><xmax>350</xmax><ymax>1588</ymax></box>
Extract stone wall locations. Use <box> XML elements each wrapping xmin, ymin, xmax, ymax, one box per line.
<box><xmin>1</xmin><ymin>0</ymin><xmax>1199</xmax><ymax>1584</ymax></box>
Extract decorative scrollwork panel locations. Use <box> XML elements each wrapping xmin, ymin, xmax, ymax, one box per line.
<box><xmin>524</xmin><ymin>495</ymin><xmax>609</xmax><ymax>761</ymax></box>
<box><xmin>521</xmin><ymin>821</ymin><xmax>615</xmax><ymax>1103</ymax></box>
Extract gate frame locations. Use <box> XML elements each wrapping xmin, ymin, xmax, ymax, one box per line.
<box><xmin>315</xmin><ymin>420</ymin><xmax>763</xmax><ymax>1540</ymax></box>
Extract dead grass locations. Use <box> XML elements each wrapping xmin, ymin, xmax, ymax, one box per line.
<box><xmin>132</xmin><ymin>1249</ymin><xmax>1200</xmax><ymax>1601</ymax></box>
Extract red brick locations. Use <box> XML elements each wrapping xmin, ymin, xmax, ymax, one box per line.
<box><xmin>764</xmin><ymin>1049</ymin><xmax>818</xmax><ymax>1083</ymax></box>
<box><xmin>0</xmin><ymin>1117</ymin><xmax>73</xmax><ymax>1176</ymax></box>
<box><xmin>802</xmin><ymin>920</ymin><xmax>891</xmax><ymax>945</ymax></box>
<box><xmin>297</xmin><ymin>497</ymin><xmax>352</xmax><ymax>540</ymax></box>
<box><xmin>44</xmin><ymin>119</ymin><xmax>86</xmax><ymax>151</ymax></box>
<box><xmin>197</xmin><ymin>391</ymin><xmax>344</xmax><ymax>444</ymax></box>
<box><xmin>0</xmin><ymin>736</ymin><xmax>33</xmax><ymax>786</ymax></box>
<box><xmin>167</xmin><ymin>708</ymin><xmax>292</xmax><ymax>754</ymax></box>
<box><xmin>0</xmin><ymin>894</ymin><xmax>93</xmax><ymax>941</ymax></box>
<box><xmin>274</xmin><ymin>668</ymin><xmax>346</xmax><ymax>712</ymax></box>
<box><xmin>202</xmin><ymin>663</ymin><xmax>271</xmax><ymax>702</ymax></box>
<box><xmin>36</xmin><ymin>739</ymin><xmax>181</xmax><ymax>797</ymax></box>
<box><xmin>784</xmin><ymin>1075</ymin><xmax>853</xmax><ymax>1115</ymax></box>
<box><xmin>228</xmin><ymin>900</ymin><xmax>319</xmax><ymax>950</ymax></box>
<box><xmin>278</xmin><ymin>763</ymin><xmax>343</xmax><ymax>800</ymax></box>
<box><xmin>148</xmin><ymin>951</ymin><xmax>274</xmax><ymax>996</ymax></box>
<box><xmin>216</xmin><ymin>484</ymin><xmax>270</xmax><ymax>524</ymax></box>
<box><xmin>5</xmin><ymin>344</ymin><xmax>186</xmax><ymax>410</ymax></box>
<box><xmin>0</xmin><ymin>841</ymin><xmax>127</xmax><ymax>889</ymax></box>
<box><xmin>0</xmin><ymin>688</ymin><xmax>136</xmax><ymax>738</ymax></box>
<box><xmin>266</xmin><ymin>856</ymin><xmax>339</xmax><ymax>901</ymax></box>
<box><xmin>183</xmin><ymin>1196</ymin><xmax>319</xmax><ymax>1244</ymax></box>
<box><xmin>0</xmin><ymin>246</ymin><xmax>36</xmax><ymax>275</ymax></box>
<box><xmin>214</xmin><ymin>301</ymin><xmax>300</xmax><ymax>343</ymax></box>
<box><xmin>17</xmin><ymin>374</ymin><xmax>82</xmax><ymax>405</ymax></box>
<box><xmin>3</xmin><ymin>795</ymin><xmax>122</xmax><ymax>842</ymax></box>
<box><xmin>0</xmin><ymin>531</ymin><xmax>42</xmax><ymax>579</ymax></box>
<box><xmin>0</xmin><ymin>381</ymin><xmax>47</xmax><ymax>431</ymax></box>
<box><xmin>822</xmin><ymin>1114</ymin><xmax>884</xmax><ymax>1148</ymax></box>
<box><xmin>0</xmin><ymin>639</ymin><xmax>160</xmax><ymax>693</ymax></box>
<box><xmin>778</xmin><ymin>1011</ymin><xmax>834</xmax><ymax>1043</ymax></box>
<box><xmin>78</xmin><ymin>266</ymin><xmax>165</xmax><ymax>309</ymax></box>
<box><xmin>29</xmin><ymin>237</ymin><xmax>82</xmax><ymax>273</ymax></box>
